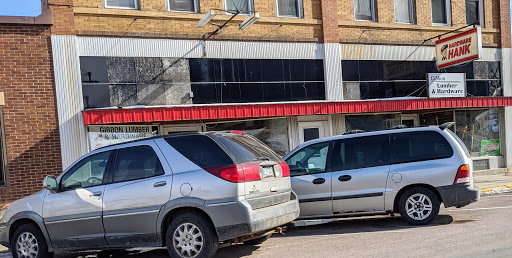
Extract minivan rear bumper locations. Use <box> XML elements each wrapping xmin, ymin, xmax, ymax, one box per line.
<box><xmin>437</xmin><ymin>184</ymin><xmax>480</xmax><ymax>208</ymax></box>
<box><xmin>206</xmin><ymin>191</ymin><xmax>300</xmax><ymax>241</ymax></box>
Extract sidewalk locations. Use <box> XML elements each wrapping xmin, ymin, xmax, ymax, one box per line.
<box><xmin>474</xmin><ymin>173</ymin><xmax>512</xmax><ymax>195</ymax></box>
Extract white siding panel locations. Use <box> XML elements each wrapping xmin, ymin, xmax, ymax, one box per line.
<box><xmin>78</xmin><ymin>37</ymin><xmax>204</xmax><ymax>58</ymax></box>
<box><xmin>204</xmin><ymin>41</ymin><xmax>323</xmax><ymax>59</ymax></box>
<box><xmin>52</xmin><ymin>35</ymin><xmax>88</xmax><ymax>169</ymax></box>
<box><xmin>323</xmin><ymin>43</ymin><xmax>343</xmax><ymax>100</ymax></box>
<box><xmin>341</xmin><ymin>44</ymin><xmax>500</xmax><ymax>61</ymax></box>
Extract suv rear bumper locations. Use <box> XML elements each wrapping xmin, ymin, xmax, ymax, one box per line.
<box><xmin>437</xmin><ymin>184</ymin><xmax>480</xmax><ymax>208</ymax></box>
<box><xmin>206</xmin><ymin>192</ymin><xmax>300</xmax><ymax>241</ymax></box>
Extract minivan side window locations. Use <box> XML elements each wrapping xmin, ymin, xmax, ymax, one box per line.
<box><xmin>390</xmin><ymin>131</ymin><xmax>453</xmax><ymax>164</ymax></box>
<box><xmin>332</xmin><ymin>134</ymin><xmax>390</xmax><ymax>171</ymax></box>
<box><xmin>113</xmin><ymin>145</ymin><xmax>164</xmax><ymax>183</ymax></box>
<box><xmin>286</xmin><ymin>142</ymin><xmax>330</xmax><ymax>176</ymax></box>
<box><xmin>61</xmin><ymin>151</ymin><xmax>112</xmax><ymax>191</ymax></box>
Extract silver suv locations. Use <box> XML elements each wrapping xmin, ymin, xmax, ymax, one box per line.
<box><xmin>284</xmin><ymin>122</ymin><xmax>479</xmax><ymax>225</ymax></box>
<box><xmin>0</xmin><ymin>131</ymin><xmax>299</xmax><ymax>258</ymax></box>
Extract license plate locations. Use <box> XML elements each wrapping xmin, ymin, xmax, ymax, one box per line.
<box><xmin>262</xmin><ymin>167</ymin><xmax>275</xmax><ymax>178</ymax></box>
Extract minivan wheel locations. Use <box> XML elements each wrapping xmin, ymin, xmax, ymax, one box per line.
<box><xmin>166</xmin><ymin>213</ymin><xmax>218</xmax><ymax>258</ymax></box>
<box><xmin>398</xmin><ymin>187</ymin><xmax>440</xmax><ymax>225</ymax></box>
<box><xmin>11</xmin><ymin>224</ymin><xmax>52</xmax><ymax>258</ymax></box>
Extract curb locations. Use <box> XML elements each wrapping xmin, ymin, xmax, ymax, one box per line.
<box><xmin>480</xmin><ymin>185</ymin><xmax>512</xmax><ymax>196</ymax></box>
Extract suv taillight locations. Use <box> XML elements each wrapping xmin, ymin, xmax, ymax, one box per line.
<box><xmin>278</xmin><ymin>161</ymin><xmax>290</xmax><ymax>177</ymax></box>
<box><xmin>454</xmin><ymin>164</ymin><xmax>470</xmax><ymax>184</ymax></box>
<box><xmin>205</xmin><ymin>163</ymin><xmax>261</xmax><ymax>183</ymax></box>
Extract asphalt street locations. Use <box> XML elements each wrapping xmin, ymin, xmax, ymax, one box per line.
<box><xmin>2</xmin><ymin>193</ymin><xmax>512</xmax><ymax>258</ymax></box>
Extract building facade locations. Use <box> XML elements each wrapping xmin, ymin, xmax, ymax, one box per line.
<box><xmin>0</xmin><ymin>5</ymin><xmax>62</xmax><ymax>204</ymax></box>
<box><xmin>49</xmin><ymin>0</ymin><xmax>512</xmax><ymax>179</ymax></box>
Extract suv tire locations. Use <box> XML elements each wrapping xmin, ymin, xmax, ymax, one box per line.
<box><xmin>398</xmin><ymin>187</ymin><xmax>440</xmax><ymax>225</ymax></box>
<box><xmin>243</xmin><ymin>234</ymin><xmax>271</xmax><ymax>246</ymax></box>
<box><xmin>11</xmin><ymin>223</ymin><xmax>53</xmax><ymax>258</ymax></box>
<box><xmin>166</xmin><ymin>213</ymin><xmax>218</xmax><ymax>258</ymax></box>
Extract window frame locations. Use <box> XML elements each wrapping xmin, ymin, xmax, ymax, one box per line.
<box><xmin>224</xmin><ymin>0</ymin><xmax>254</xmax><ymax>15</ymax></box>
<box><xmin>275</xmin><ymin>0</ymin><xmax>304</xmax><ymax>18</ymax></box>
<box><xmin>332</xmin><ymin>134</ymin><xmax>391</xmax><ymax>172</ymax></box>
<box><xmin>353</xmin><ymin>0</ymin><xmax>377</xmax><ymax>22</ymax></box>
<box><xmin>0</xmin><ymin>109</ymin><xmax>8</xmax><ymax>188</ymax></box>
<box><xmin>394</xmin><ymin>0</ymin><xmax>416</xmax><ymax>24</ymax></box>
<box><xmin>167</xmin><ymin>0</ymin><xmax>200</xmax><ymax>13</ymax></box>
<box><xmin>465</xmin><ymin>0</ymin><xmax>484</xmax><ymax>27</ymax></box>
<box><xmin>287</xmin><ymin>141</ymin><xmax>333</xmax><ymax>177</ymax></box>
<box><xmin>58</xmin><ymin>150</ymin><xmax>114</xmax><ymax>192</ymax></box>
<box><xmin>103</xmin><ymin>0</ymin><xmax>139</xmax><ymax>10</ymax></box>
<box><xmin>431</xmin><ymin>0</ymin><xmax>451</xmax><ymax>26</ymax></box>
<box><xmin>390</xmin><ymin>131</ymin><xmax>454</xmax><ymax>165</ymax></box>
<box><xmin>110</xmin><ymin>145</ymin><xmax>166</xmax><ymax>184</ymax></box>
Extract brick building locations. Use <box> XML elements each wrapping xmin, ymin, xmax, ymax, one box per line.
<box><xmin>0</xmin><ymin>4</ymin><xmax>62</xmax><ymax>203</ymax></box>
<box><xmin>5</xmin><ymin>0</ymin><xmax>510</xmax><ymax>202</ymax></box>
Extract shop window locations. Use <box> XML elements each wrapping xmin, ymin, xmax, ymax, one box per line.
<box><xmin>394</xmin><ymin>0</ymin><xmax>415</xmax><ymax>24</ymax></box>
<box><xmin>431</xmin><ymin>0</ymin><xmax>450</xmax><ymax>25</ymax></box>
<box><xmin>419</xmin><ymin>111</ymin><xmax>454</xmax><ymax>127</ymax></box>
<box><xmin>277</xmin><ymin>0</ymin><xmax>302</xmax><ymax>18</ymax></box>
<box><xmin>168</xmin><ymin>0</ymin><xmax>199</xmax><ymax>12</ymax></box>
<box><xmin>206</xmin><ymin>118</ymin><xmax>289</xmax><ymax>157</ymax></box>
<box><xmin>354</xmin><ymin>0</ymin><xmax>376</xmax><ymax>21</ymax></box>
<box><xmin>345</xmin><ymin>114</ymin><xmax>400</xmax><ymax>132</ymax></box>
<box><xmin>104</xmin><ymin>0</ymin><xmax>138</xmax><ymax>9</ymax></box>
<box><xmin>455</xmin><ymin>109</ymin><xmax>500</xmax><ymax>157</ymax></box>
<box><xmin>225</xmin><ymin>0</ymin><xmax>253</xmax><ymax>13</ymax></box>
<box><xmin>465</xmin><ymin>0</ymin><xmax>483</xmax><ymax>26</ymax></box>
<box><xmin>0</xmin><ymin>110</ymin><xmax>6</xmax><ymax>187</ymax></box>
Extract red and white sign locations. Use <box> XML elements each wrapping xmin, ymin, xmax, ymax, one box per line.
<box><xmin>435</xmin><ymin>27</ymin><xmax>482</xmax><ymax>70</ymax></box>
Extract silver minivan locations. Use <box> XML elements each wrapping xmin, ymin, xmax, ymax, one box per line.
<box><xmin>284</xmin><ymin>122</ymin><xmax>479</xmax><ymax>225</ymax></box>
<box><xmin>0</xmin><ymin>131</ymin><xmax>299</xmax><ymax>258</ymax></box>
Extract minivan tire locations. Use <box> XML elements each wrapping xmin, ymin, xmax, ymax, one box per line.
<box><xmin>11</xmin><ymin>223</ymin><xmax>53</xmax><ymax>258</ymax></box>
<box><xmin>398</xmin><ymin>187</ymin><xmax>440</xmax><ymax>225</ymax></box>
<box><xmin>243</xmin><ymin>234</ymin><xmax>271</xmax><ymax>246</ymax></box>
<box><xmin>166</xmin><ymin>213</ymin><xmax>218</xmax><ymax>258</ymax></box>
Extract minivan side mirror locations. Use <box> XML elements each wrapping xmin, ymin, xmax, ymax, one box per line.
<box><xmin>43</xmin><ymin>176</ymin><xmax>57</xmax><ymax>192</ymax></box>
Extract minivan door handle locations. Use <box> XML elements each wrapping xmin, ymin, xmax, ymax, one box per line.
<box><xmin>153</xmin><ymin>181</ymin><xmax>167</xmax><ymax>187</ymax></box>
<box><xmin>91</xmin><ymin>191</ymin><xmax>102</xmax><ymax>197</ymax></box>
<box><xmin>312</xmin><ymin>178</ymin><xmax>326</xmax><ymax>185</ymax></box>
<box><xmin>338</xmin><ymin>175</ymin><xmax>352</xmax><ymax>182</ymax></box>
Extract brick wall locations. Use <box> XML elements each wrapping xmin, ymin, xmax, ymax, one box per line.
<box><xmin>499</xmin><ymin>0</ymin><xmax>511</xmax><ymax>48</ymax></box>
<box><xmin>49</xmin><ymin>0</ymin><xmax>76</xmax><ymax>35</ymax></box>
<box><xmin>0</xmin><ymin>25</ymin><xmax>62</xmax><ymax>204</ymax></box>
<box><xmin>321</xmin><ymin>0</ymin><xmax>339</xmax><ymax>43</ymax></box>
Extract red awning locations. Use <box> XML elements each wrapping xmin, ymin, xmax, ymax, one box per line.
<box><xmin>83</xmin><ymin>97</ymin><xmax>512</xmax><ymax>125</ymax></box>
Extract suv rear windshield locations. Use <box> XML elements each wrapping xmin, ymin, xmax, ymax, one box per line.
<box><xmin>210</xmin><ymin>134</ymin><xmax>281</xmax><ymax>163</ymax></box>
<box><xmin>165</xmin><ymin>135</ymin><xmax>234</xmax><ymax>168</ymax></box>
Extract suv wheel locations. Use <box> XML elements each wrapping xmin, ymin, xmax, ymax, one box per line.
<box><xmin>166</xmin><ymin>213</ymin><xmax>218</xmax><ymax>258</ymax></box>
<box><xmin>398</xmin><ymin>187</ymin><xmax>440</xmax><ymax>225</ymax></box>
<box><xmin>11</xmin><ymin>223</ymin><xmax>52</xmax><ymax>258</ymax></box>
<box><xmin>243</xmin><ymin>234</ymin><xmax>271</xmax><ymax>246</ymax></box>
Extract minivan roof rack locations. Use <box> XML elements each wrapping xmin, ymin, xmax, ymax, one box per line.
<box><xmin>389</xmin><ymin>125</ymin><xmax>407</xmax><ymax>129</ymax></box>
<box><xmin>343</xmin><ymin>129</ymin><xmax>365</xmax><ymax>135</ymax></box>
<box><xmin>439</xmin><ymin>122</ymin><xmax>455</xmax><ymax>131</ymax></box>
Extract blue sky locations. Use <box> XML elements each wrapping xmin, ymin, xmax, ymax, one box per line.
<box><xmin>0</xmin><ymin>0</ymin><xmax>42</xmax><ymax>17</ymax></box>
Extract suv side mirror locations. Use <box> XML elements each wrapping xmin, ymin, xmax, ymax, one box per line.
<box><xmin>43</xmin><ymin>176</ymin><xmax>57</xmax><ymax>192</ymax></box>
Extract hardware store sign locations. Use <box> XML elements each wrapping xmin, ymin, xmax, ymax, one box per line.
<box><xmin>88</xmin><ymin>125</ymin><xmax>158</xmax><ymax>151</ymax></box>
<box><xmin>428</xmin><ymin>73</ymin><xmax>466</xmax><ymax>98</ymax></box>
<box><xmin>435</xmin><ymin>27</ymin><xmax>482</xmax><ymax>69</ymax></box>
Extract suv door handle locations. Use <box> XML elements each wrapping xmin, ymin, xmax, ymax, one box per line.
<box><xmin>312</xmin><ymin>178</ymin><xmax>325</xmax><ymax>185</ymax></box>
<box><xmin>154</xmin><ymin>181</ymin><xmax>167</xmax><ymax>187</ymax></box>
<box><xmin>91</xmin><ymin>191</ymin><xmax>102</xmax><ymax>197</ymax></box>
<box><xmin>338</xmin><ymin>175</ymin><xmax>352</xmax><ymax>182</ymax></box>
